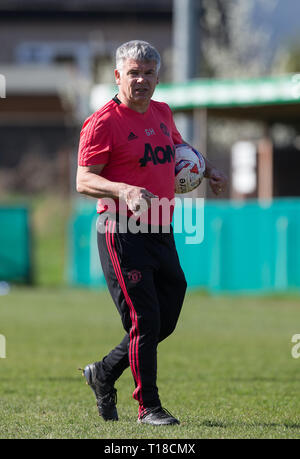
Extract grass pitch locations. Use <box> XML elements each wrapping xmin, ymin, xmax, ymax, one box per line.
<box><xmin>1</xmin><ymin>286</ymin><xmax>300</xmax><ymax>439</ymax></box>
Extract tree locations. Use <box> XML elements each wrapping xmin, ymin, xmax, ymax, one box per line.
<box><xmin>199</xmin><ymin>0</ymin><xmax>278</xmax><ymax>78</ymax></box>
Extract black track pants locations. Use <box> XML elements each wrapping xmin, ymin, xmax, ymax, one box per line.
<box><xmin>96</xmin><ymin>214</ymin><xmax>187</xmax><ymax>414</ymax></box>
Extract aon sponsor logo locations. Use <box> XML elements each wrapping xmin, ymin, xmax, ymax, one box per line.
<box><xmin>139</xmin><ymin>143</ymin><xmax>175</xmax><ymax>167</ymax></box>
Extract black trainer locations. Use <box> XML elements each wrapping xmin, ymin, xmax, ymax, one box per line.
<box><xmin>138</xmin><ymin>406</ymin><xmax>180</xmax><ymax>426</ymax></box>
<box><xmin>79</xmin><ymin>363</ymin><xmax>118</xmax><ymax>421</ymax></box>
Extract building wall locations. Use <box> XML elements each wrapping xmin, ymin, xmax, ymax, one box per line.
<box><xmin>0</xmin><ymin>1</ymin><xmax>174</xmax><ymax>194</ymax></box>
<box><xmin>0</xmin><ymin>1</ymin><xmax>173</xmax><ymax>81</ymax></box>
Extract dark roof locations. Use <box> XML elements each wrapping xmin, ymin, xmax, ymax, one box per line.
<box><xmin>0</xmin><ymin>0</ymin><xmax>172</xmax><ymax>12</ymax></box>
<box><xmin>0</xmin><ymin>0</ymin><xmax>172</xmax><ymax>21</ymax></box>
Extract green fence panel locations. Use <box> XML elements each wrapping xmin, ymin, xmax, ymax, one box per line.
<box><xmin>0</xmin><ymin>207</ymin><xmax>32</xmax><ymax>283</ymax></box>
<box><xmin>173</xmin><ymin>199</ymin><xmax>300</xmax><ymax>293</ymax></box>
<box><xmin>67</xmin><ymin>203</ymin><xmax>106</xmax><ymax>288</ymax></box>
<box><xmin>67</xmin><ymin>198</ymin><xmax>300</xmax><ymax>294</ymax></box>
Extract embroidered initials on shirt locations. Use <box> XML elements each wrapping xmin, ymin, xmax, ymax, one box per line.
<box><xmin>145</xmin><ymin>128</ymin><xmax>156</xmax><ymax>136</ymax></box>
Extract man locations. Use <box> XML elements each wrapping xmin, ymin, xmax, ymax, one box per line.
<box><xmin>77</xmin><ymin>40</ymin><xmax>227</xmax><ymax>426</ymax></box>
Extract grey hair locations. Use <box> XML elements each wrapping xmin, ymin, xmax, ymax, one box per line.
<box><xmin>116</xmin><ymin>40</ymin><xmax>161</xmax><ymax>73</ymax></box>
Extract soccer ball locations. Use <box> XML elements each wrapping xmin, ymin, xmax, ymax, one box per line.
<box><xmin>175</xmin><ymin>144</ymin><xmax>206</xmax><ymax>194</ymax></box>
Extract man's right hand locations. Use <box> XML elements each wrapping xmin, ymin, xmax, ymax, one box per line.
<box><xmin>77</xmin><ymin>165</ymin><xmax>158</xmax><ymax>216</ymax></box>
<box><xmin>120</xmin><ymin>185</ymin><xmax>158</xmax><ymax>216</ymax></box>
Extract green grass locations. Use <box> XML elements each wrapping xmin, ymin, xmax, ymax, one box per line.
<box><xmin>1</xmin><ymin>287</ymin><xmax>300</xmax><ymax>439</ymax></box>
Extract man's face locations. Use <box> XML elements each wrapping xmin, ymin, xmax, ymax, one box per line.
<box><xmin>115</xmin><ymin>58</ymin><xmax>159</xmax><ymax>107</ymax></box>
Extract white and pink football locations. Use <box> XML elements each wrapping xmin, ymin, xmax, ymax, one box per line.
<box><xmin>175</xmin><ymin>144</ymin><xmax>206</xmax><ymax>194</ymax></box>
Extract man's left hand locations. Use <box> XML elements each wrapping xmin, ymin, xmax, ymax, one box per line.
<box><xmin>206</xmin><ymin>168</ymin><xmax>228</xmax><ymax>196</ymax></box>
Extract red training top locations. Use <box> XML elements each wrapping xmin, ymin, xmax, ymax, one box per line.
<box><xmin>78</xmin><ymin>96</ymin><xmax>183</xmax><ymax>225</ymax></box>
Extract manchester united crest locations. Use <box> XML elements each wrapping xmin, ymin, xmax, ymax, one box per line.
<box><xmin>128</xmin><ymin>270</ymin><xmax>142</xmax><ymax>284</ymax></box>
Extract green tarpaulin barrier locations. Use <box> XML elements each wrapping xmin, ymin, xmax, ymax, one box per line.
<box><xmin>0</xmin><ymin>207</ymin><xmax>32</xmax><ymax>284</ymax></box>
<box><xmin>68</xmin><ymin>199</ymin><xmax>300</xmax><ymax>294</ymax></box>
